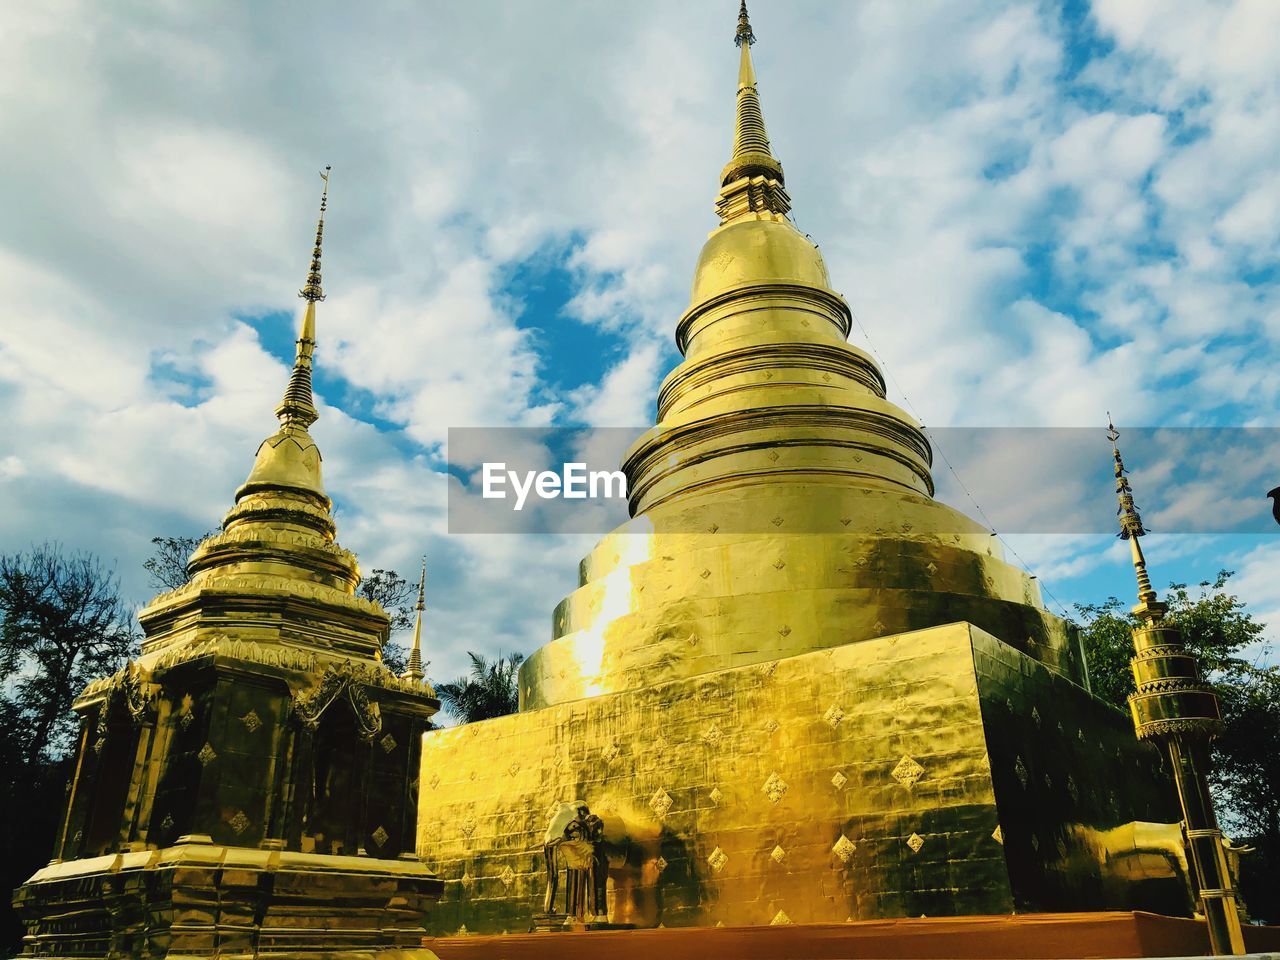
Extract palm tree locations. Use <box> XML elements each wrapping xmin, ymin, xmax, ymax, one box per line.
<box><xmin>434</xmin><ymin>651</ymin><xmax>525</xmax><ymax>723</ymax></box>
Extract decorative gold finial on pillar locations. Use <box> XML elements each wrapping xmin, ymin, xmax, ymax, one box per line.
<box><xmin>1108</xmin><ymin>415</ymin><xmax>1162</xmax><ymax>616</ymax></box>
<box><xmin>403</xmin><ymin>557</ymin><xmax>427</xmax><ymax>684</ymax></box>
<box><xmin>717</xmin><ymin>1</ymin><xmax>791</xmax><ymax>223</ymax></box>
<box><xmin>1107</xmin><ymin>419</ymin><xmax>1245</xmax><ymax>956</ymax></box>
<box><xmin>275</xmin><ymin>166</ymin><xmax>331</xmax><ymax>432</ymax></box>
<box><xmin>734</xmin><ymin>0</ymin><xmax>755</xmax><ymax>46</ymax></box>
<box><xmin>299</xmin><ymin>166</ymin><xmax>329</xmax><ymax>304</ymax></box>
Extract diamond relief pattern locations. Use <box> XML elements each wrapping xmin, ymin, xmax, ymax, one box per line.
<box><xmin>602</xmin><ymin>741</ymin><xmax>621</xmax><ymax>764</ymax></box>
<box><xmin>763</xmin><ymin>718</ymin><xmax>780</xmax><ymax>734</ymax></box>
<box><xmin>707</xmin><ymin>847</ymin><xmax>728</xmax><ymax>872</ymax></box>
<box><xmin>371</xmin><ymin>825</ymin><xmax>389</xmax><ymax>848</ymax></box>
<box><xmin>161</xmin><ymin>814</ymin><xmax>175</xmax><ymax>833</ymax></box>
<box><xmin>240</xmin><ymin>710</ymin><xmax>261</xmax><ymax>733</ymax></box>
<box><xmin>709</xmin><ymin>787</ymin><xmax>724</xmax><ymax>805</ymax></box>
<box><xmin>499</xmin><ymin>865</ymin><xmax>515</xmax><ymax>888</ymax></box>
<box><xmin>822</xmin><ymin>704</ymin><xmax>845</xmax><ymax>728</ymax></box>
<box><xmin>1031</xmin><ymin>706</ymin><xmax>1042</xmax><ymax>727</ymax></box>
<box><xmin>770</xmin><ymin>845</ymin><xmax>787</xmax><ymax>865</ymax></box>
<box><xmin>1014</xmin><ymin>756</ymin><xmax>1029</xmax><ymax>788</ymax></box>
<box><xmin>907</xmin><ymin>832</ymin><xmax>925</xmax><ymax>854</ymax></box>
<box><xmin>649</xmin><ymin>788</ymin><xmax>673</xmax><ymax>819</ymax></box>
<box><xmin>762</xmin><ymin>772</ymin><xmax>788</xmax><ymax>803</ymax></box>
<box><xmin>178</xmin><ymin>711</ymin><xmax>194</xmax><ymax>731</ymax></box>
<box><xmin>197</xmin><ymin>743</ymin><xmax>217</xmax><ymax>766</ymax></box>
<box><xmin>702</xmin><ymin>723</ymin><xmax>723</xmax><ymax>745</ymax></box>
<box><xmin>771</xmin><ymin>910</ymin><xmax>791</xmax><ymax>925</ymax></box>
<box><xmin>831</xmin><ymin>770</ymin><xmax>848</xmax><ymax>790</ymax></box>
<box><xmin>229</xmin><ymin>811</ymin><xmax>250</xmax><ymax>835</ymax></box>
<box><xmin>832</xmin><ymin>834</ymin><xmax>856</xmax><ymax>863</ymax></box>
<box><xmin>654</xmin><ymin>856</ymin><xmax>668</xmax><ymax>873</ymax></box>
<box><xmin>461</xmin><ymin>818</ymin><xmax>478</xmax><ymax>839</ymax></box>
<box><xmin>380</xmin><ymin>733</ymin><xmax>397</xmax><ymax>754</ymax></box>
<box><xmin>891</xmin><ymin>755</ymin><xmax>925</xmax><ymax>787</ymax></box>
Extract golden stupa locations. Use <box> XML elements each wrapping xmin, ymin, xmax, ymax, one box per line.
<box><xmin>14</xmin><ymin>171</ymin><xmax>444</xmax><ymax>958</ymax></box>
<box><xmin>415</xmin><ymin>3</ymin><xmax>1190</xmax><ymax>934</ymax></box>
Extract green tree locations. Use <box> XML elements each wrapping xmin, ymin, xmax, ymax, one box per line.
<box><xmin>358</xmin><ymin>568</ymin><xmax>416</xmax><ymax>632</ymax></box>
<box><xmin>143</xmin><ymin>532</ymin><xmax>212</xmax><ymax>591</ymax></box>
<box><xmin>1074</xmin><ymin>570</ymin><xmax>1278</xmax><ymax>923</ymax></box>
<box><xmin>0</xmin><ymin>544</ymin><xmax>138</xmax><ymax>763</ymax></box>
<box><xmin>358</xmin><ymin>569</ymin><xmax>417</xmax><ymax>672</ymax></box>
<box><xmin>0</xmin><ymin>544</ymin><xmax>137</xmax><ymax>951</ymax></box>
<box><xmin>434</xmin><ymin>651</ymin><xmax>524</xmax><ymax>723</ymax></box>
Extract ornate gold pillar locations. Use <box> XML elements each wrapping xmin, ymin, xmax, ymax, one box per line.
<box><xmin>1109</xmin><ymin>421</ymin><xmax>1245</xmax><ymax>955</ymax></box>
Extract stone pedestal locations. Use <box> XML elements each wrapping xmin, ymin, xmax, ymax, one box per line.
<box><xmin>14</xmin><ymin>840</ymin><xmax>443</xmax><ymax>958</ymax></box>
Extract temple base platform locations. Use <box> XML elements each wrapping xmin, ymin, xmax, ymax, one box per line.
<box><xmin>417</xmin><ymin>913</ymin><xmax>1280</xmax><ymax>960</ymax></box>
<box><xmin>12</xmin><ymin>839</ymin><xmax>443</xmax><ymax>958</ymax></box>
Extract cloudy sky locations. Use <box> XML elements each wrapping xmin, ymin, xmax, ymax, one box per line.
<box><xmin>1</xmin><ymin>0</ymin><xmax>1278</xmax><ymax>686</ymax></box>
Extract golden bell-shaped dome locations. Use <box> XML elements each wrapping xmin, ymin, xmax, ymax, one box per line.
<box><xmin>240</xmin><ymin>423</ymin><xmax>325</xmax><ymax>498</ymax></box>
<box><xmin>690</xmin><ymin>216</ymin><xmax>833</xmax><ymax>308</ymax></box>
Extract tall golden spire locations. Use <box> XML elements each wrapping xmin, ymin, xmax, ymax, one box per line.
<box><xmin>238</xmin><ymin>167</ymin><xmax>332</xmax><ymax>501</ymax></box>
<box><xmin>1107</xmin><ymin>416</ymin><xmax>1164</xmax><ymax>620</ymax></box>
<box><xmin>149</xmin><ymin>166</ymin><xmax>397</xmax><ymax>667</ymax></box>
<box><xmin>717</xmin><ymin>1</ymin><xmax>791</xmax><ymax>222</ymax></box>
<box><xmin>274</xmin><ymin>166</ymin><xmax>330</xmax><ymax>431</ymax></box>
<box><xmin>403</xmin><ymin>558</ymin><xmax>427</xmax><ymax>684</ymax></box>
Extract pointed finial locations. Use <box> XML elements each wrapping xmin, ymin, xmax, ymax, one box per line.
<box><xmin>1107</xmin><ymin>416</ymin><xmax>1163</xmax><ymax>618</ymax></box>
<box><xmin>274</xmin><ymin>168</ymin><xmax>331</xmax><ymax>431</ymax></box>
<box><xmin>1108</xmin><ymin>414</ymin><xmax>1148</xmax><ymax>541</ymax></box>
<box><xmin>717</xmin><ymin>0</ymin><xmax>790</xmax><ymax>221</ymax></box>
<box><xmin>735</xmin><ymin>0</ymin><xmax>755</xmax><ymax>47</ymax></box>
<box><xmin>299</xmin><ymin>166</ymin><xmax>330</xmax><ymax>303</ymax></box>
<box><xmin>403</xmin><ymin>556</ymin><xmax>427</xmax><ymax>684</ymax></box>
